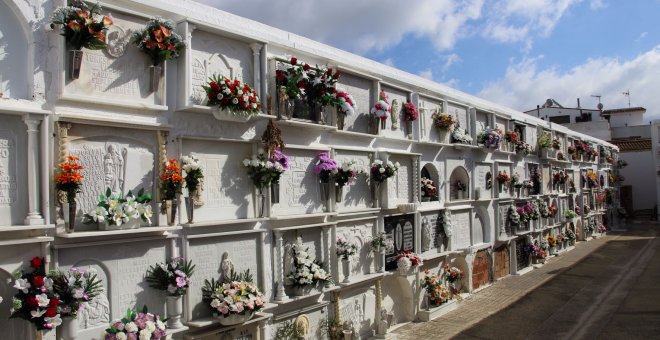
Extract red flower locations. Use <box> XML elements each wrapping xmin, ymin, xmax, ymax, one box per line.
<box><xmin>33</xmin><ymin>275</ymin><xmax>44</xmax><ymax>287</ymax></box>
<box><xmin>160</xmin><ymin>25</ymin><xmax>171</xmax><ymax>37</ymax></box>
<box><xmin>45</xmin><ymin>307</ymin><xmax>58</xmax><ymax>318</ymax></box>
<box><xmin>102</xmin><ymin>16</ymin><xmax>113</xmax><ymax>27</ymax></box>
<box><xmin>290</xmin><ymin>57</ymin><xmax>298</xmax><ymax>65</ymax></box>
<box><xmin>30</xmin><ymin>257</ymin><xmax>43</xmax><ymax>269</ymax></box>
<box><xmin>303</xmin><ymin>63</ymin><xmax>311</xmax><ymax>71</ymax></box>
<box><xmin>210</xmin><ymin>82</ymin><xmax>220</xmax><ymax>91</ymax></box>
<box><xmin>48</xmin><ymin>297</ymin><xmax>59</xmax><ymax>307</ymax></box>
<box><xmin>27</xmin><ymin>296</ymin><xmax>38</xmax><ymax>307</ymax></box>
<box><xmin>66</xmin><ymin>21</ymin><xmax>82</xmax><ymax>32</ymax></box>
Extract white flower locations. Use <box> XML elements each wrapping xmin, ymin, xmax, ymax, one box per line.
<box><xmin>250</xmin><ymin>159</ymin><xmax>260</xmax><ymax>167</ymax></box>
<box><xmin>72</xmin><ymin>288</ymin><xmax>85</xmax><ymax>299</ymax></box>
<box><xmin>379</xmin><ymin>168</ymin><xmax>385</xmax><ymax>173</ymax></box>
<box><xmin>13</xmin><ymin>278</ymin><xmax>30</xmax><ymax>294</ymax></box>
<box><xmin>137</xmin><ymin>204</ymin><xmax>153</xmax><ymax>225</ymax></box>
<box><xmin>44</xmin><ymin>315</ymin><xmax>62</xmax><ymax>328</ymax></box>
<box><xmin>232</xmin><ymin>98</ymin><xmax>239</xmax><ymax>105</ymax></box>
<box><xmin>156</xmin><ymin>320</ymin><xmax>166</xmax><ymax>331</ymax></box>
<box><xmin>36</xmin><ymin>293</ymin><xmax>50</xmax><ymax>307</ymax></box>
<box><xmin>90</xmin><ymin>206</ymin><xmax>108</xmax><ymax>222</ymax></box>
<box><xmin>30</xmin><ymin>308</ymin><xmax>46</xmax><ymax>318</ymax></box>
<box><xmin>216</xmin><ymin>93</ymin><xmax>223</xmax><ymax>100</ymax></box>
<box><xmin>145</xmin><ymin>320</ymin><xmax>156</xmax><ymax>332</ymax></box>
<box><xmin>139</xmin><ymin>329</ymin><xmax>152</xmax><ymax>340</ymax></box>
<box><xmin>251</xmin><ymin>103</ymin><xmax>257</xmax><ymax>109</ymax></box>
<box><xmin>243</xmin><ymin>159</ymin><xmax>250</xmax><ymax>167</ymax></box>
<box><xmin>266</xmin><ymin>161</ymin><xmax>273</xmax><ymax>168</ymax></box>
<box><xmin>125</xmin><ymin>322</ymin><xmax>138</xmax><ymax>333</ymax></box>
<box><xmin>223</xmin><ymin>88</ymin><xmax>232</xmax><ymax>95</ymax></box>
<box><xmin>116</xmin><ymin>334</ymin><xmax>127</xmax><ymax>340</ymax></box>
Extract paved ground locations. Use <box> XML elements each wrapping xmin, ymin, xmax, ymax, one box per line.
<box><xmin>393</xmin><ymin>222</ymin><xmax>660</xmax><ymax>340</ymax></box>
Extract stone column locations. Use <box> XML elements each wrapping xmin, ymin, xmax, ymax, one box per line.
<box><xmin>23</xmin><ymin>116</ymin><xmax>44</xmax><ymax>225</ymax></box>
<box><xmin>333</xmin><ymin>291</ymin><xmax>341</xmax><ymax>322</ymax></box>
<box><xmin>375</xmin><ymin>279</ymin><xmax>382</xmax><ymax>311</ymax></box>
<box><xmin>258</xmin><ymin>319</ymin><xmax>268</xmax><ymax>340</ymax></box>
<box><xmin>273</xmin><ymin>230</ymin><xmax>288</xmax><ymax>301</ymax></box>
<box><xmin>322</xmin><ymin>225</ymin><xmax>332</xmax><ymax>280</ymax></box>
<box><xmin>249</xmin><ymin>43</ymin><xmax>263</xmax><ymax>98</ymax></box>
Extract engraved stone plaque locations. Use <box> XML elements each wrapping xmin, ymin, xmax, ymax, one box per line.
<box><xmin>452</xmin><ymin>210</ymin><xmax>471</xmax><ymax>250</ymax></box>
<box><xmin>384</xmin><ymin>214</ymin><xmax>415</xmax><ymax>271</ymax></box>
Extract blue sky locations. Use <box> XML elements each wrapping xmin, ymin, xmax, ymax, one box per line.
<box><xmin>199</xmin><ymin>0</ymin><xmax>660</xmax><ymax>120</ymax></box>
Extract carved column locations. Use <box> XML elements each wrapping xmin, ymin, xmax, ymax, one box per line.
<box><xmin>273</xmin><ymin>230</ymin><xmax>288</xmax><ymax>301</ymax></box>
<box><xmin>250</xmin><ymin>43</ymin><xmax>263</xmax><ymax>98</ymax></box>
<box><xmin>322</xmin><ymin>225</ymin><xmax>332</xmax><ymax>280</ymax></box>
<box><xmin>375</xmin><ymin>279</ymin><xmax>382</xmax><ymax>311</ymax></box>
<box><xmin>333</xmin><ymin>291</ymin><xmax>341</xmax><ymax>322</ymax></box>
<box><xmin>157</xmin><ymin>130</ymin><xmax>168</xmax><ymax>202</ymax></box>
<box><xmin>258</xmin><ymin>319</ymin><xmax>268</xmax><ymax>340</ymax></box>
<box><xmin>56</xmin><ymin>123</ymin><xmax>72</xmax><ymax>205</ymax></box>
<box><xmin>23</xmin><ymin>116</ymin><xmax>44</xmax><ymax>225</ymax></box>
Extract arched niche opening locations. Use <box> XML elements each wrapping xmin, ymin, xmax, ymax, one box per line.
<box><xmin>449</xmin><ymin>166</ymin><xmax>469</xmax><ymax>201</ymax></box>
<box><xmin>420</xmin><ymin>163</ymin><xmax>440</xmax><ymax>202</ymax></box>
<box><xmin>473</xmin><ymin>209</ymin><xmax>491</xmax><ymax>244</ymax></box>
<box><xmin>0</xmin><ymin>0</ymin><xmax>31</xmax><ymax>99</ymax></box>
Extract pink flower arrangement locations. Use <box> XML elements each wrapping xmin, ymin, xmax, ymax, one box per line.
<box><xmin>370</xmin><ymin>91</ymin><xmax>391</xmax><ymax>121</ymax></box>
<box><xmin>104</xmin><ymin>307</ymin><xmax>166</xmax><ymax>340</ymax></box>
<box><xmin>208</xmin><ymin>280</ymin><xmax>264</xmax><ymax>317</ymax></box>
<box><xmin>443</xmin><ymin>264</ymin><xmax>464</xmax><ymax>284</ymax></box>
<box><xmin>314</xmin><ymin>151</ymin><xmax>338</xmax><ymax>183</ymax></box>
<box><xmin>335</xmin><ymin>90</ymin><xmax>357</xmax><ymax>115</ymax></box>
<box><xmin>403</xmin><ymin>102</ymin><xmax>418</xmax><ymax>121</ymax></box>
<box><xmin>396</xmin><ymin>250</ymin><xmax>423</xmax><ymax>273</ymax></box>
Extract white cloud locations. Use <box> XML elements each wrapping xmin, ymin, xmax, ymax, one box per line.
<box><xmin>442</xmin><ymin>53</ymin><xmax>462</xmax><ymax>72</ymax></box>
<box><xmin>198</xmin><ymin>0</ymin><xmax>484</xmax><ymax>54</ymax></box>
<box><xmin>636</xmin><ymin>31</ymin><xmax>648</xmax><ymax>42</ymax></box>
<box><xmin>482</xmin><ymin>0</ymin><xmax>581</xmax><ymax>43</ymax></box>
<box><xmin>381</xmin><ymin>58</ymin><xmax>396</xmax><ymax>67</ymax></box>
<box><xmin>478</xmin><ymin>46</ymin><xmax>660</xmax><ymax>121</ymax></box>
<box><xmin>590</xmin><ymin>0</ymin><xmax>608</xmax><ymax>9</ymax></box>
<box><xmin>418</xmin><ymin>68</ymin><xmax>434</xmax><ymax>80</ymax></box>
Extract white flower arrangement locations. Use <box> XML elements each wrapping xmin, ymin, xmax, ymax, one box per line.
<box><xmin>209</xmin><ymin>280</ymin><xmax>264</xmax><ymax>316</ymax></box>
<box><xmin>84</xmin><ymin>188</ymin><xmax>153</xmax><ymax>227</ymax></box>
<box><xmin>335</xmin><ymin>90</ymin><xmax>357</xmax><ymax>115</ymax></box>
<box><xmin>451</xmin><ymin>125</ymin><xmax>473</xmax><ymax>144</ymax></box>
<box><xmin>286</xmin><ymin>237</ymin><xmax>331</xmax><ymax>287</ymax></box>
<box><xmin>336</xmin><ymin>236</ymin><xmax>358</xmax><ymax>260</ymax></box>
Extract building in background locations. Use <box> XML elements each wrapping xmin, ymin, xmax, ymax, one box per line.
<box><xmin>652</xmin><ymin>120</ymin><xmax>660</xmax><ymax>221</ymax></box>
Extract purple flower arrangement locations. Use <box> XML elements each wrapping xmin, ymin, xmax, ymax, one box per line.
<box><xmin>145</xmin><ymin>257</ymin><xmax>195</xmax><ymax>296</ymax></box>
<box><xmin>104</xmin><ymin>307</ymin><xmax>167</xmax><ymax>340</ymax></box>
<box><xmin>314</xmin><ymin>151</ymin><xmax>338</xmax><ymax>183</ymax></box>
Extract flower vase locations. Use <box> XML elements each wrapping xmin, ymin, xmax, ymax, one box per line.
<box><xmin>424</xmin><ymin>293</ymin><xmax>431</xmax><ymax>311</ymax></box>
<box><xmin>256</xmin><ymin>191</ymin><xmax>265</xmax><ymax>218</ymax></box>
<box><xmin>185</xmin><ymin>196</ymin><xmax>194</xmax><ymax>224</ymax></box>
<box><xmin>150</xmin><ymin>65</ymin><xmax>163</xmax><ymax>93</ymax></box>
<box><xmin>372</xmin><ymin>182</ymin><xmax>381</xmax><ymax>208</ymax></box>
<box><xmin>335</xmin><ymin>185</ymin><xmax>344</xmax><ymax>203</ymax></box>
<box><xmin>59</xmin><ymin>316</ymin><xmax>78</xmax><ymax>340</ymax></box>
<box><xmin>550</xmin><ymin>246</ymin><xmax>557</xmax><ymax>255</ymax></box>
<box><xmin>474</xmin><ymin>188</ymin><xmax>481</xmax><ymax>200</ymax></box>
<box><xmin>457</xmin><ymin>190</ymin><xmax>464</xmax><ymax>200</ymax></box>
<box><xmin>376</xmin><ymin>248</ymin><xmax>385</xmax><ymax>273</ymax></box>
<box><xmin>341</xmin><ymin>258</ymin><xmax>351</xmax><ymax>283</ymax></box>
<box><xmin>217</xmin><ymin>311</ymin><xmax>254</xmax><ymax>326</ymax></box>
<box><xmin>290</xmin><ymin>285</ymin><xmax>316</xmax><ymax>297</ymax></box>
<box><xmin>380</xmin><ymin>118</ymin><xmax>386</xmax><ymax>130</ymax></box>
<box><xmin>337</xmin><ymin>113</ymin><xmax>346</xmax><ymax>130</ymax></box>
<box><xmin>35</xmin><ymin>329</ymin><xmax>56</xmax><ymax>340</ymax></box>
<box><xmin>286</xmin><ymin>99</ymin><xmax>295</xmax><ymax>119</ymax></box>
<box><xmin>62</xmin><ymin>200</ymin><xmax>76</xmax><ymax>233</ymax></box>
<box><xmin>164</xmin><ymin>199</ymin><xmax>177</xmax><ymax>226</ymax></box>
<box><xmin>271</xmin><ymin>182</ymin><xmax>280</xmax><ymax>204</ymax></box>
<box><xmin>314</xmin><ymin>104</ymin><xmax>326</xmax><ymax>125</ymax></box>
<box><xmin>166</xmin><ymin>295</ymin><xmax>185</xmax><ymax>329</ymax></box>
<box><xmin>406</xmin><ymin>120</ymin><xmax>413</xmax><ymax>139</ymax></box>
<box><xmin>343</xmin><ymin>329</ymin><xmax>353</xmax><ymax>340</ymax></box>
<box><xmin>69</xmin><ymin>50</ymin><xmax>83</xmax><ymax>80</ymax></box>
<box><xmin>320</xmin><ymin>182</ymin><xmax>331</xmax><ymax>202</ymax></box>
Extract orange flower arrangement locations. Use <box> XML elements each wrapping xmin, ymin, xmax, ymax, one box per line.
<box><xmin>161</xmin><ymin>159</ymin><xmax>184</xmax><ymax>200</ymax></box>
<box><xmin>55</xmin><ymin>155</ymin><xmax>84</xmax><ymax>202</ymax></box>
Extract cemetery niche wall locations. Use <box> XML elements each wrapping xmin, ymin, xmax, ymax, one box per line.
<box><xmin>0</xmin><ymin>0</ymin><xmax>621</xmax><ymax>339</ymax></box>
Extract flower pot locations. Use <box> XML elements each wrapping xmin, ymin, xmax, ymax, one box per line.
<box><xmin>98</xmin><ymin>218</ymin><xmax>141</xmax><ymax>231</ymax></box>
<box><xmin>185</xmin><ymin>196</ymin><xmax>194</xmax><ymax>224</ymax></box>
<box><xmin>63</xmin><ymin>200</ymin><xmax>77</xmax><ymax>233</ymax></box>
<box><xmin>337</xmin><ymin>113</ymin><xmax>346</xmax><ymax>130</ymax></box>
<box><xmin>69</xmin><ymin>50</ymin><xmax>83</xmax><ymax>80</ymax></box>
<box><xmin>314</xmin><ymin>104</ymin><xmax>326</xmax><ymax>125</ymax></box>
<box><xmin>335</xmin><ymin>185</ymin><xmax>344</xmax><ymax>203</ymax></box>
<box><xmin>165</xmin><ymin>199</ymin><xmax>177</xmax><ymax>226</ymax></box>
<box><xmin>457</xmin><ymin>190</ymin><xmax>464</xmax><ymax>200</ymax></box>
<box><xmin>59</xmin><ymin>316</ymin><xmax>78</xmax><ymax>340</ymax></box>
<box><xmin>271</xmin><ymin>182</ymin><xmax>280</xmax><ymax>204</ymax></box>
<box><xmin>216</xmin><ymin>311</ymin><xmax>254</xmax><ymax>326</ymax></box>
<box><xmin>150</xmin><ymin>65</ymin><xmax>163</xmax><ymax>93</ymax></box>
<box><xmin>343</xmin><ymin>329</ymin><xmax>353</xmax><ymax>340</ymax></box>
<box><xmin>320</xmin><ymin>182</ymin><xmax>331</xmax><ymax>202</ymax></box>
<box><xmin>35</xmin><ymin>329</ymin><xmax>56</xmax><ymax>340</ymax></box>
<box><xmin>290</xmin><ymin>285</ymin><xmax>318</xmax><ymax>297</ymax></box>
<box><xmin>213</xmin><ymin>107</ymin><xmax>252</xmax><ymax>122</ymax></box>
<box><xmin>371</xmin><ymin>182</ymin><xmax>381</xmax><ymax>208</ymax></box>
<box><xmin>406</xmin><ymin>120</ymin><xmax>413</xmax><ymax>139</ymax></box>
<box><xmin>341</xmin><ymin>258</ymin><xmax>351</xmax><ymax>283</ymax></box>
<box><xmin>376</xmin><ymin>248</ymin><xmax>386</xmax><ymax>273</ymax></box>
<box><xmin>255</xmin><ymin>193</ymin><xmax>265</xmax><ymax>218</ymax></box>
<box><xmin>166</xmin><ymin>295</ymin><xmax>185</xmax><ymax>329</ymax></box>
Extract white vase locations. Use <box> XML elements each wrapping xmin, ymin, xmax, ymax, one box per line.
<box><xmin>457</xmin><ymin>190</ymin><xmax>464</xmax><ymax>200</ymax></box>
<box><xmin>343</xmin><ymin>329</ymin><xmax>353</xmax><ymax>340</ymax></box>
<box><xmin>376</xmin><ymin>249</ymin><xmax>385</xmax><ymax>273</ymax></box>
<box><xmin>290</xmin><ymin>285</ymin><xmax>317</xmax><ymax>297</ymax></box>
<box><xmin>213</xmin><ymin>107</ymin><xmax>253</xmax><ymax>122</ymax></box>
<box><xmin>59</xmin><ymin>317</ymin><xmax>78</xmax><ymax>340</ymax></box>
<box><xmin>216</xmin><ymin>311</ymin><xmax>254</xmax><ymax>326</ymax></box>
<box><xmin>98</xmin><ymin>218</ymin><xmax>141</xmax><ymax>231</ymax></box>
<box><xmin>341</xmin><ymin>258</ymin><xmax>351</xmax><ymax>283</ymax></box>
<box><xmin>166</xmin><ymin>295</ymin><xmax>184</xmax><ymax>329</ymax></box>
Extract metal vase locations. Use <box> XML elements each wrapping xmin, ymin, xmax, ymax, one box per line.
<box><xmin>150</xmin><ymin>65</ymin><xmax>163</xmax><ymax>93</ymax></box>
<box><xmin>67</xmin><ymin>200</ymin><xmax>76</xmax><ymax>233</ymax></box>
<box><xmin>185</xmin><ymin>196</ymin><xmax>194</xmax><ymax>224</ymax></box>
<box><xmin>256</xmin><ymin>192</ymin><xmax>265</xmax><ymax>217</ymax></box>
<box><xmin>69</xmin><ymin>50</ymin><xmax>83</xmax><ymax>80</ymax></box>
<box><xmin>341</xmin><ymin>258</ymin><xmax>351</xmax><ymax>283</ymax></box>
<box><xmin>335</xmin><ymin>185</ymin><xmax>344</xmax><ymax>203</ymax></box>
<box><xmin>337</xmin><ymin>113</ymin><xmax>346</xmax><ymax>130</ymax></box>
<box><xmin>286</xmin><ymin>99</ymin><xmax>295</xmax><ymax>119</ymax></box>
<box><xmin>406</xmin><ymin>120</ymin><xmax>413</xmax><ymax>139</ymax></box>
<box><xmin>271</xmin><ymin>183</ymin><xmax>280</xmax><ymax>204</ymax></box>
<box><xmin>372</xmin><ymin>182</ymin><xmax>381</xmax><ymax>208</ymax></box>
<box><xmin>320</xmin><ymin>182</ymin><xmax>331</xmax><ymax>202</ymax></box>
<box><xmin>314</xmin><ymin>103</ymin><xmax>326</xmax><ymax>125</ymax></box>
<box><xmin>165</xmin><ymin>200</ymin><xmax>176</xmax><ymax>226</ymax></box>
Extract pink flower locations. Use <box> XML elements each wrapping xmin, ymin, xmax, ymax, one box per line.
<box><xmin>235</xmin><ymin>302</ymin><xmax>244</xmax><ymax>313</ymax></box>
<box><xmin>217</xmin><ymin>303</ymin><xmax>229</xmax><ymax>315</ymax></box>
<box><xmin>175</xmin><ymin>276</ymin><xmax>187</xmax><ymax>288</ymax></box>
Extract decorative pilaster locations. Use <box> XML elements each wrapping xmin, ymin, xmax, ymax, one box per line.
<box><xmin>413</xmin><ymin>155</ymin><xmax>420</xmax><ymax>204</ymax></box>
<box><xmin>375</xmin><ymin>279</ymin><xmax>382</xmax><ymax>311</ymax></box>
<box><xmin>157</xmin><ymin>130</ymin><xmax>168</xmax><ymax>202</ymax></box>
<box><xmin>273</xmin><ymin>230</ymin><xmax>288</xmax><ymax>301</ymax></box>
<box><xmin>23</xmin><ymin>116</ymin><xmax>44</xmax><ymax>225</ymax></box>
<box><xmin>322</xmin><ymin>225</ymin><xmax>332</xmax><ymax>280</ymax></box>
<box><xmin>250</xmin><ymin>43</ymin><xmax>263</xmax><ymax>97</ymax></box>
<box><xmin>258</xmin><ymin>319</ymin><xmax>268</xmax><ymax>340</ymax></box>
<box><xmin>56</xmin><ymin>123</ymin><xmax>72</xmax><ymax>205</ymax></box>
<box><xmin>333</xmin><ymin>291</ymin><xmax>341</xmax><ymax>322</ymax></box>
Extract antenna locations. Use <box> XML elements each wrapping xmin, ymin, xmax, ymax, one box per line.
<box><xmin>591</xmin><ymin>94</ymin><xmax>603</xmax><ymax>110</ymax></box>
<box><xmin>622</xmin><ymin>89</ymin><xmax>631</xmax><ymax>108</ymax></box>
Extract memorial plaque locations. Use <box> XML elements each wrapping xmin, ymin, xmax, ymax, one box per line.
<box><xmin>338</xmin><ymin>290</ymin><xmax>376</xmax><ymax>336</ymax></box>
<box><xmin>418</xmin><ymin>97</ymin><xmax>443</xmax><ymax>142</ymax></box>
<box><xmin>384</xmin><ymin>214</ymin><xmax>415</xmax><ymax>271</ymax></box>
<box><xmin>0</xmin><ymin>127</ymin><xmax>19</xmax><ymax>225</ymax></box>
<box><xmin>420</xmin><ymin>211</ymin><xmax>441</xmax><ymax>250</ymax></box>
<box><xmin>452</xmin><ymin>210</ymin><xmax>471</xmax><ymax>250</ymax></box>
<box><xmin>447</xmin><ymin>103</ymin><xmax>468</xmax><ymax>131</ymax></box>
<box><xmin>475</xmin><ymin>163</ymin><xmax>492</xmax><ymax>199</ymax></box>
<box><xmin>475</xmin><ymin>111</ymin><xmax>489</xmax><ymax>133</ymax></box>
<box><xmin>337</xmin><ymin>72</ymin><xmax>372</xmax><ymax>133</ymax></box>
<box><xmin>272</xmin><ymin>148</ymin><xmax>324</xmax><ymax>215</ymax></box>
<box><xmin>334</xmin><ymin>150</ymin><xmax>371</xmax><ymax>211</ymax></box>
<box><xmin>390</xmin><ymin>155</ymin><xmax>412</xmax><ymax>204</ymax></box>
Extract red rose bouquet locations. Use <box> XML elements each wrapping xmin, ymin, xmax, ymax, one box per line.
<box><xmin>9</xmin><ymin>257</ymin><xmax>62</xmax><ymax>330</ymax></box>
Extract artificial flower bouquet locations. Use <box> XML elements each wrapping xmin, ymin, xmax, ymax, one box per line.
<box><xmin>455</xmin><ymin>180</ymin><xmax>467</xmax><ymax>192</ymax></box>
<box><xmin>181</xmin><ymin>153</ymin><xmax>204</xmax><ymax>195</ymax></box>
<box><xmin>104</xmin><ymin>306</ymin><xmax>166</xmax><ymax>340</ymax></box>
<box><xmin>505</xmin><ymin>130</ymin><xmax>520</xmax><ymax>144</ymax></box>
<box><xmin>547</xmin><ymin>235</ymin><xmax>557</xmax><ymax>247</ymax></box>
<box><xmin>370</xmin><ymin>91</ymin><xmax>391</xmax><ymax>125</ymax></box>
<box><xmin>314</xmin><ymin>152</ymin><xmax>338</xmax><ymax>183</ymax></box>
<box><xmin>370</xmin><ymin>160</ymin><xmax>399</xmax><ymax>183</ymax></box>
<box><xmin>396</xmin><ymin>250</ymin><xmax>423</xmax><ymax>273</ymax></box>
<box><xmin>242</xmin><ymin>153</ymin><xmax>286</xmax><ymax>192</ymax></box>
<box><xmin>420</xmin><ymin>177</ymin><xmax>438</xmax><ymax>200</ymax></box>
<box><xmin>512</xmin><ymin>173</ymin><xmax>522</xmax><ymax>189</ymax></box>
<box><xmin>286</xmin><ymin>237</ymin><xmax>331</xmax><ymax>287</ymax></box>
<box><xmin>335</xmin><ymin>90</ymin><xmax>357</xmax><ymax>115</ymax></box>
<box><xmin>203</xmin><ymin>75</ymin><xmax>261</xmax><ymax>116</ymax></box>
<box><xmin>51</xmin><ymin>266</ymin><xmax>103</xmax><ymax>318</ymax></box>
<box><xmin>403</xmin><ymin>102</ymin><xmax>418</xmax><ymax>122</ymax></box>
<box><xmin>564</xmin><ymin>209</ymin><xmax>577</xmax><ymax>220</ymax></box>
<box><xmin>9</xmin><ymin>257</ymin><xmax>62</xmax><ymax>330</ymax></box>
<box><xmin>132</xmin><ymin>17</ymin><xmax>185</xmax><ymax>66</ymax></box>
<box><xmin>336</xmin><ymin>236</ymin><xmax>358</xmax><ymax>260</ymax></box>
<box><xmin>477</xmin><ymin>127</ymin><xmax>503</xmax><ymax>149</ymax></box>
<box><xmin>443</xmin><ymin>264</ymin><xmax>464</xmax><ymax>284</ymax></box>
<box><xmin>420</xmin><ymin>270</ymin><xmax>451</xmax><ymax>306</ymax></box>
<box><xmin>145</xmin><ymin>257</ymin><xmax>195</xmax><ymax>296</ymax></box>
<box><xmin>598</xmin><ymin>223</ymin><xmax>607</xmax><ymax>233</ymax></box>
<box><xmin>333</xmin><ymin>159</ymin><xmax>362</xmax><ymax>187</ymax></box>
<box><xmin>566</xmin><ymin>229</ymin><xmax>576</xmax><ymax>241</ymax></box>
<box><xmin>84</xmin><ymin>188</ymin><xmax>153</xmax><ymax>227</ymax></box>
<box><xmin>161</xmin><ymin>159</ymin><xmax>184</xmax><ymax>201</ymax></box>
<box><xmin>431</xmin><ymin>111</ymin><xmax>454</xmax><ymax>130</ymax></box>
<box><xmin>269</xmin><ymin>149</ymin><xmax>289</xmax><ymax>186</ymax></box>
<box><xmin>275</xmin><ymin>56</ymin><xmax>309</xmax><ymax>100</ymax></box>
<box><xmin>202</xmin><ymin>269</ymin><xmax>265</xmax><ymax>320</ymax></box>
<box><xmin>514</xmin><ymin>141</ymin><xmax>531</xmax><ymax>155</ymax></box>
<box><xmin>451</xmin><ymin>122</ymin><xmax>473</xmax><ymax>144</ymax></box>
<box><xmin>308</xmin><ymin>65</ymin><xmax>341</xmax><ymax>107</ymax></box>
<box><xmin>50</xmin><ymin>0</ymin><xmax>112</xmax><ymax>50</ymax></box>
<box><xmin>537</xmin><ymin>133</ymin><xmax>552</xmax><ymax>149</ymax></box>
<box><xmin>496</xmin><ymin>171</ymin><xmax>511</xmax><ymax>184</ymax></box>
<box><xmin>55</xmin><ymin>155</ymin><xmax>84</xmax><ymax>203</ymax></box>
<box><xmin>557</xmin><ymin>152</ymin><xmax>566</xmax><ymax>160</ymax></box>
<box><xmin>370</xmin><ymin>232</ymin><xmax>393</xmax><ymax>253</ymax></box>
<box><xmin>552</xmin><ymin>136</ymin><xmax>561</xmax><ymax>150</ymax></box>
<box><xmin>508</xmin><ymin>205</ymin><xmax>521</xmax><ymax>226</ymax></box>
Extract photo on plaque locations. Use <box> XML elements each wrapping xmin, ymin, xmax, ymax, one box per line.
<box><xmin>384</xmin><ymin>214</ymin><xmax>416</xmax><ymax>271</ymax></box>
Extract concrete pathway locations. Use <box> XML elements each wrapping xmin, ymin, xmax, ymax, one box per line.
<box><xmin>393</xmin><ymin>222</ymin><xmax>660</xmax><ymax>340</ymax></box>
